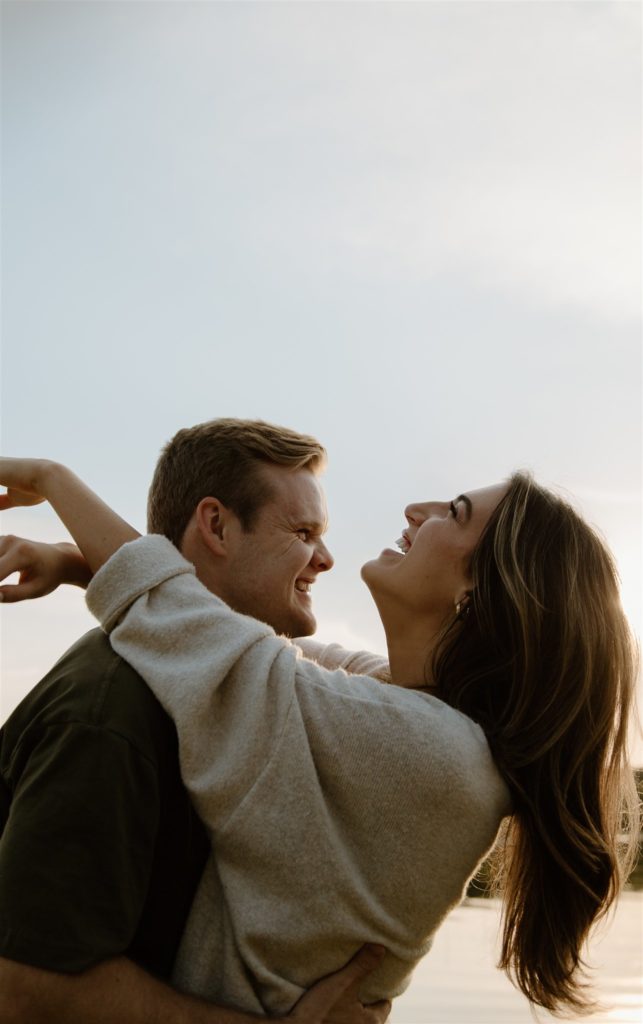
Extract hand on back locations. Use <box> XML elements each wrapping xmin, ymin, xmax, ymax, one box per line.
<box><xmin>287</xmin><ymin>945</ymin><xmax>391</xmax><ymax>1024</ymax></box>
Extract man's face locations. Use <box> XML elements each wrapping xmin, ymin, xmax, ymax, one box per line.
<box><xmin>220</xmin><ymin>464</ymin><xmax>334</xmax><ymax>637</ymax></box>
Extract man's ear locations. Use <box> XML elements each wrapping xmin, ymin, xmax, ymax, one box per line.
<box><xmin>194</xmin><ymin>497</ymin><xmax>231</xmax><ymax>557</ymax></box>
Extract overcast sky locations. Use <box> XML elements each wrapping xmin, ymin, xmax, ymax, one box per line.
<box><xmin>1</xmin><ymin>1</ymin><xmax>641</xmax><ymax>757</ymax></box>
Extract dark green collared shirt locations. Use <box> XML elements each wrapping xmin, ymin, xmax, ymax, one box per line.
<box><xmin>0</xmin><ymin>629</ymin><xmax>209</xmax><ymax>977</ymax></box>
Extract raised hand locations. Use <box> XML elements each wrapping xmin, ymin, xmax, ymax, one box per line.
<box><xmin>0</xmin><ymin>457</ymin><xmax>51</xmax><ymax>510</ymax></box>
<box><xmin>0</xmin><ymin>459</ymin><xmax>139</xmax><ymax>575</ymax></box>
<box><xmin>0</xmin><ymin>536</ymin><xmax>92</xmax><ymax>603</ymax></box>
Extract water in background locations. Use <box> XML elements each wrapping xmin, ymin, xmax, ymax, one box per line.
<box><xmin>391</xmin><ymin>893</ymin><xmax>642</xmax><ymax>1024</ymax></box>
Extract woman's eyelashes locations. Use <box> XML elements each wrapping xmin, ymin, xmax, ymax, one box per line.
<box><xmin>449</xmin><ymin>501</ymin><xmax>458</xmax><ymax>519</ymax></box>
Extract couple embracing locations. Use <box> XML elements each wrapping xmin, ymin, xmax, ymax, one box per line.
<box><xmin>0</xmin><ymin>418</ymin><xmax>638</xmax><ymax>1023</ymax></box>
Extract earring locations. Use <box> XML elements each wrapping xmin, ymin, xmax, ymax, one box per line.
<box><xmin>455</xmin><ymin>593</ymin><xmax>472</xmax><ymax>619</ymax></box>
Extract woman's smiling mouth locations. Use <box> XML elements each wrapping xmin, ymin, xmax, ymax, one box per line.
<box><xmin>395</xmin><ymin>532</ymin><xmax>412</xmax><ymax>555</ymax></box>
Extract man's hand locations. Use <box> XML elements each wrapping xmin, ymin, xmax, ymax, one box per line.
<box><xmin>0</xmin><ymin>536</ymin><xmax>92</xmax><ymax>602</ymax></box>
<box><xmin>0</xmin><ymin>950</ymin><xmax>393</xmax><ymax>1024</ymax></box>
<box><xmin>287</xmin><ymin>945</ymin><xmax>392</xmax><ymax>1024</ymax></box>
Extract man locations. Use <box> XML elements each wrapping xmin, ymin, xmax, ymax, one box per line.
<box><xmin>0</xmin><ymin>419</ymin><xmax>391</xmax><ymax>1024</ymax></box>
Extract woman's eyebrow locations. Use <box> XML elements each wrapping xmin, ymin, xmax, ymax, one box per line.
<box><xmin>455</xmin><ymin>494</ymin><xmax>472</xmax><ymax>521</ymax></box>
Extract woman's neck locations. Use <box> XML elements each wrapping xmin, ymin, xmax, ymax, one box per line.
<box><xmin>384</xmin><ymin>616</ymin><xmax>444</xmax><ymax>690</ymax></box>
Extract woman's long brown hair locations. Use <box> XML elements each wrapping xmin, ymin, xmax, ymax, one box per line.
<box><xmin>432</xmin><ymin>472</ymin><xmax>640</xmax><ymax>1015</ymax></box>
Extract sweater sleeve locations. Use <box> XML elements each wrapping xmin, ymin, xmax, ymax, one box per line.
<box><xmin>294</xmin><ymin>638</ymin><xmax>392</xmax><ymax>682</ymax></box>
<box><xmin>86</xmin><ymin>536</ymin><xmax>298</xmax><ymax>829</ymax></box>
<box><xmin>86</xmin><ymin>536</ymin><xmax>511</xmax><ymax>1015</ymax></box>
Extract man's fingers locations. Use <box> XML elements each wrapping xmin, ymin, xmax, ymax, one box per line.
<box><xmin>326</xmin><ymin>947</ymin><xmax>383</xmax><ymax>1006</ymax></box>
<box><xmin>324</xmin><ymin>944</ymin><xmax>386</xmax><ymax>999</ymax></box>
<box><xmin>288</xmin><ymin>945</ymin><xmax>386</xmax><ymax>1022</ymax></box>
<box><xmin>348</xmin><ymin>945</ymin><xmax>387</xmax><ymax>973</ymax></box>
<box><xmin>361</xmin><ymin>1000</ymin><xmax>392</xmax><ymax>1024</ymax></box>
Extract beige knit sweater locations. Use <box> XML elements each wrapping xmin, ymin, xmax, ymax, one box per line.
<box><xmin>86</xmin><ymin>536</ymin><xmax>511</xmax><ymax>1016</ymax></box>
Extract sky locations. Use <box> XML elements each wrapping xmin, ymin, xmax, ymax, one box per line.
<box><xmin>1</xmin><ymin>1</ymin><xmax>641</xmax><ymax>763</ymax></box>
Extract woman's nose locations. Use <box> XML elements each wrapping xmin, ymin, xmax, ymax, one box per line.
<box><xmin>405</xmin><ymin>501</ymin><xmax>441</xmax><ymax>526</ymax></box>
<box><xmin>405</xmin><ymin>501</ymin><xmax>429</xmax><ymax>525</ymax></box>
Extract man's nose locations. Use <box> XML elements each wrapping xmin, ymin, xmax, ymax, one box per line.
<box><xmin>312</xmin><ymin>540</ymin><xmax>334</xmax><ymax>573</ymax></box>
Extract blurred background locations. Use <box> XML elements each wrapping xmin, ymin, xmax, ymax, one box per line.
<box><xmin>1</xmin><ymin>4</ymin><xmax>641</xmax><ymax>1021</ymax></box>
<box><xmin>2</xmin><ymin>1</ymin><xmax>640</xmax><ymax>729</ymax></box>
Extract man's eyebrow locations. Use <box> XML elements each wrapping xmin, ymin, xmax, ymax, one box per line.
<box><xmin>455</xmin><ymin>494</ymin><xmax>472</xmax><ymax>521</ymax></box>
<box><xmin>295</xmin><ymin>519</ymin><xmax>328</xmax><ymax>534</ymax></box>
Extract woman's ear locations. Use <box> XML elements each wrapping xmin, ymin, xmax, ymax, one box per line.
<box><xmin>454</xmin><ymin>591</ymin><xmax>473</xmax><ymax>620</ymax></box>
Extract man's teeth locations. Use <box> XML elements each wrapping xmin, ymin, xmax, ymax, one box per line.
<box><xmin>295</xmin><ymin>581</ymin><xmax>311</xmax><ymax>592</ymax></box>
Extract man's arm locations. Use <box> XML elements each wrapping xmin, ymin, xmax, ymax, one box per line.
<box><xmin>0</xmin><ymin>956</ymin><xmax>250</xmax><ymax>1024</ymax></box>
<box><xmin>0</xmin><ymin>947</ymin><xmax>391</xmax><ymax>1024</ymax></box>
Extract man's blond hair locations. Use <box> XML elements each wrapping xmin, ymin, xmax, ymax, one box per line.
<box><xmin>147</xmin><ymin>418</ymin><xmax>327</xmax><ymax>546</ymax></box>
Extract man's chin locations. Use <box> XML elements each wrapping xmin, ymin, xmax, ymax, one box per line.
<box><xmin>244</xmin><ymin>594</ymin><xmax>315</xmax><ymax>638</ymax></box>
<box><xmin>293</xmin><ymin>617</ymin><xmax>316</xmax><ymax>638</ymax></box>
<box><xmin>283</xmin><ymin>607</ymin><xmax>316</xmax><ymax>639</ymax></box>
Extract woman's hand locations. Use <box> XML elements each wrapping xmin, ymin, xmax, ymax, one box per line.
<box><xmin>0</xmin><ymin>536</ymin><xmax>92</xmax><ymax>603</ymax></box>
<box><xmin>0</xmin><ymin>458</ymin><xmax>139</xmax><ymax>575</ymax></box>
<box><xmin>0</xmin><ymin>457</ymin><xmax>53</xmax><ymax>509</ymax></box>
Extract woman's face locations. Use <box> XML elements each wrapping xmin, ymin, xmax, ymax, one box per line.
<box><xmin>361</xmin><ymin>483</ymin><xmax>507</xmax><ymax>623</ymax></box>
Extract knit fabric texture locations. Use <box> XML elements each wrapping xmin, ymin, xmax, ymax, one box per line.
<box><xmin>87</xmin><ymin>536</ymin><xmax>511</xmax><ymax>1016</ymax></box>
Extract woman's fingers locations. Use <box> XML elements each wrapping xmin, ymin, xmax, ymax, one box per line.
<box><xmin>0</xmin><ymin>576</ymin><xmax>51</xmax><ymax>603</ymax></box>
<box><xmin>0</xmin><ymin>487</ymin><xmax>46</xmax><ymax>510</ymax></box>
<box><xmin>0</xmin><ymin>536</ymin><xmax>25</xmax><ymax>580</ymax></box>
<box><xmin>0</xmin><ymin>536</ymin><xmax>60</xmax><ymax>602</ymax></box>
<box><xmin>0</xmin><ymin>488</ymin><xmax>46</xmax><ymax>510</ymax></box>
<box><xmin>0</xmin><ymin>458</ymin><xmax>50</xmax><ymax>504</ymax></box>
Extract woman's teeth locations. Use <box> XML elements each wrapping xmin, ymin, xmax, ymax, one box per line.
<box><xmin>395</xmin><ymin>537</ymin><xmax>409</xmax><ymax>554</ymax></box>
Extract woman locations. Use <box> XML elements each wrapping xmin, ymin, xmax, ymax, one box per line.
<box><xmin>0</xmin><ymin>457</ymin><xmax>639</xmax><ymax>1018</ymax></box>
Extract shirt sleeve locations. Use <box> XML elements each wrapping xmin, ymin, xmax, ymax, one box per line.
<box><xmin>0</xmin><ymin>721</ymin><xmax>160</xmax><ymax>972</ymax></box>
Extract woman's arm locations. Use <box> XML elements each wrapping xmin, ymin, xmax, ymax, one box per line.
<box><xmin>0</xmin><ymin>459</ymin><xmax>139</xmax><ymax>571</ymax></box>
<box><xmin>294</xmin><ymin>639</ymin><xmax>391</xmax><ymax>684</ymax></box>
<box><xmin>0</xmin><ymin>536</ymin><xmax>92</xmax><ymax>602</ymax></box>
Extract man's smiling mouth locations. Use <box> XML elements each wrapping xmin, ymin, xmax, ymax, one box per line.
<box><xmin>295</xmin><ymin>579</ymin><xmax>313</xmax><ymax>593</ymax></box>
